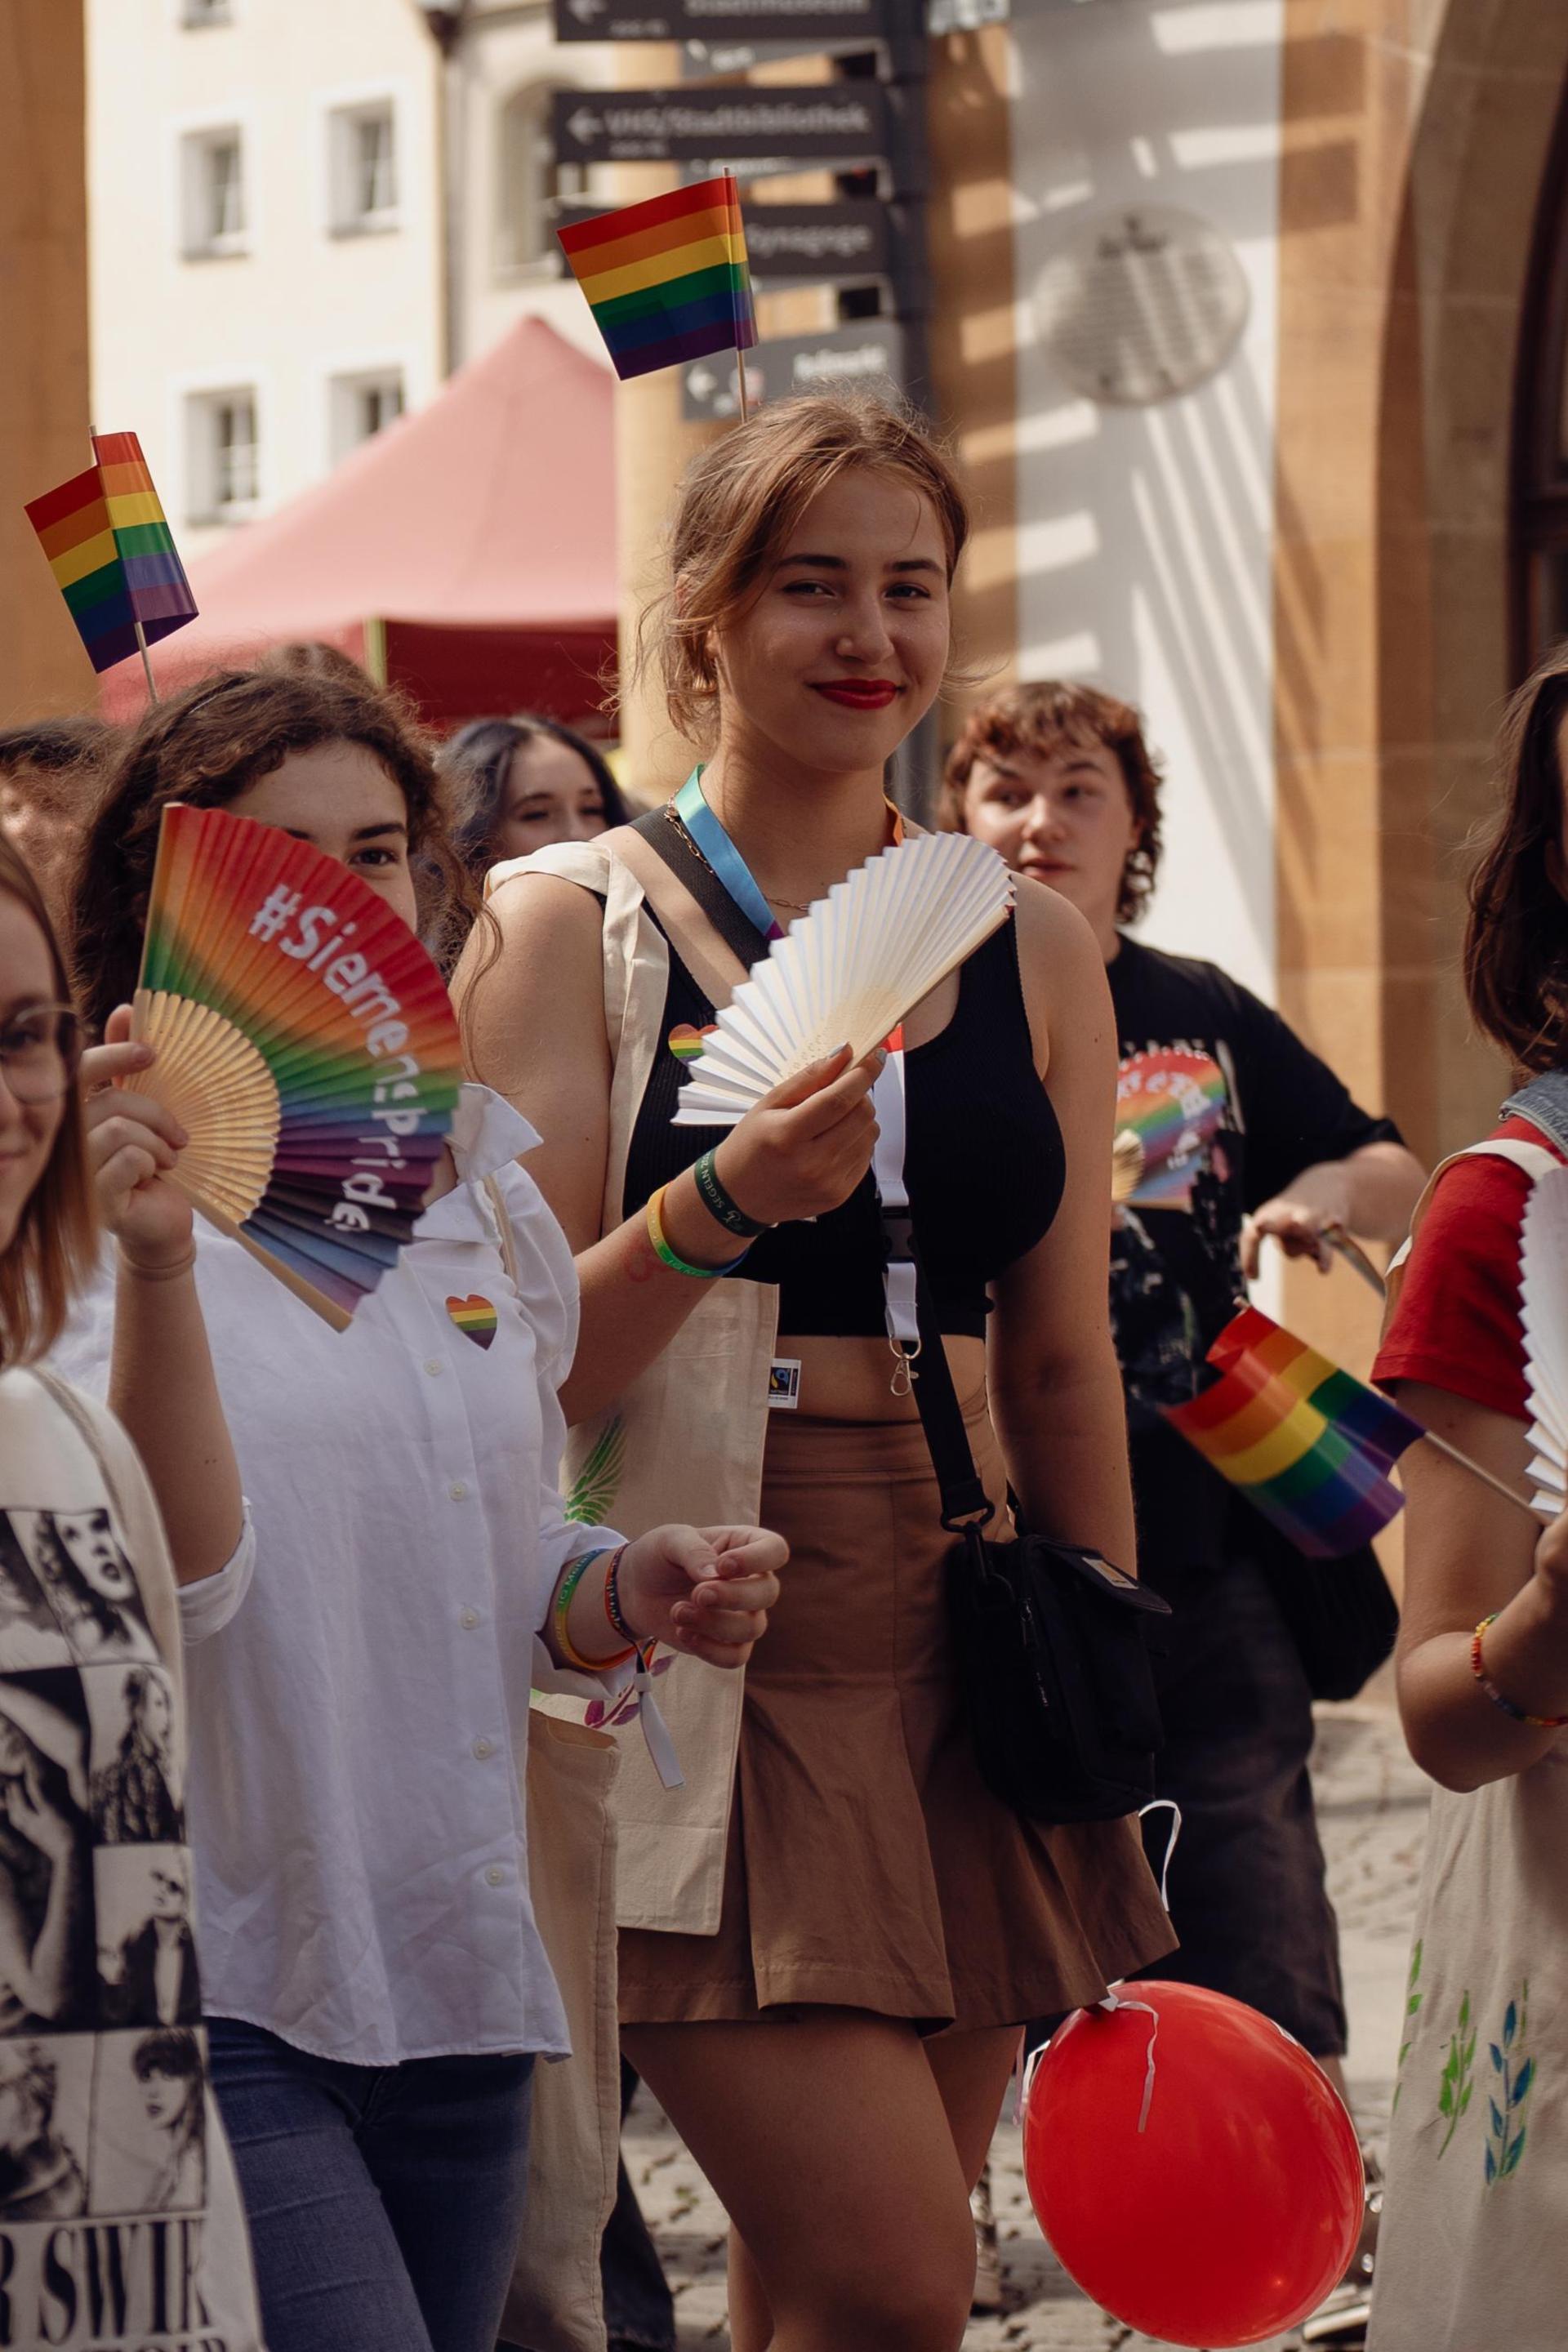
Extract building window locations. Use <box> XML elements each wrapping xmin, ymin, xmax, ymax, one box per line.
<box><xmin>497</xmin><ymin>82</ymin><xmax>578</xmax><ymax>276</ymax></box>
<box><xmin>180</xmin><ymin>128</ymin><xmax>247</xmax><ymax>258</ymax></box>
<box><xmin>186</xmin><ymin>389</ymin><xmax>259</xmax><ymax>523</ymax></box>
<box><xmin>329</xmin><ymin>102</ymin><xmax>399</xmax><ymax>236</ymax></box>
<box><xmin>329</xmin><ymin>369</ymin><xmax>406</xmax><ymax>464</ymax></box>
<box><xmin>181</xmin><ymin>0</ymin><xmax>233</xmax><ymax>24</ymax></box>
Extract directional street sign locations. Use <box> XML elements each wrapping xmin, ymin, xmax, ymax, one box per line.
<box><xmin>681</xmin><ymin>319</ymin><xmax>905</xmax><ymax>421</ymax></box>
<box><xmin>556</xmin><ymin>197</ymin><xmax>892</xmax><ymax>283</ymax></box>
<box><xmin>740</xmin><ymin>200</ymin><xmax>891</xmax><ymax>280</ymax></box>
<box><xmin>550</xmin><ymin>84</ymin><xmax>893</xmax><ymax>171</ymax></box>
<box><xmin>552</xmin><ymin>1</ymin><xmax>893</xmax><ymax>38</ymax></box>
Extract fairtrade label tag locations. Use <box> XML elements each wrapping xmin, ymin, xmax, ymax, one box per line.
<box><xmin>768</xmin><ymin>1358</ymin><xmax>802</xmax><ymax>1411</ymax></box>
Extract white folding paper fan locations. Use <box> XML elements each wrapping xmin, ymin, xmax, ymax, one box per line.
<box><xmin>672</xmin><ymin>833</ymin><xmax>1014</xmax><ymax>1128</ymax></box>
<box><xmin>1519</xmin><ymin>1163</ymin><xmax>1568</xmax><ymax>1518</ymax></box>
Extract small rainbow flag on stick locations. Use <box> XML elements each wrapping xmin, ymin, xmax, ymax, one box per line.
<box><xmin>24</xmin><ymin>432</ymin><xmax>197</xmax><ymax>684</ymax></box>
<box><xmin>1161</xmin><ymin>1305</ymin><xmax>1424</xmax><ymax>1558</ymax></box>
<box><xmin>558</xmin><ymin>174</ymin><xmax>756</xmax><ymax>386</ymax></box>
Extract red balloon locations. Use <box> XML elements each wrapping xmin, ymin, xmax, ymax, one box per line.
<box><xmin>1022</xmin><ymin>1980</ymin><xmax>1363</xmax><ymax>2348</ymax></box>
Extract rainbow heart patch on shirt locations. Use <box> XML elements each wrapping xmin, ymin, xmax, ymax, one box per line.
<box><xmin>446</xmin><ymin>1294</ymin><xmax>498</xmax><ymax>1350</ymax></box>
<box><xmin>667</xmin><ymin>1022</ymin><xmax>715</xmax><ymax>1063</ymax></box>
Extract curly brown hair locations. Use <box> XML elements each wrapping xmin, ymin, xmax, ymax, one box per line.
<box><xmin>637</xmin><ymin>390</ymin><xmax>972</xmax><ymax>746</ymax></box>
<box><xmin>942</xmin><ymin>680</ymin><xmax>1165</xmax><ymax>924</ymax></box>
<box><xmin>1465</xmin><ymin>641</ymin><xmax>1568</xmax><ymax>1073</ymax></box>
<box><xmin>69</xmin><ymin>669</ymin><xmax>484</xmax><ymax>1034</ymax></box>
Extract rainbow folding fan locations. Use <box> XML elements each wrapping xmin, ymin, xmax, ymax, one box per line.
<box><xmin>123</xmin><ymin>804</ymin><xmax>464</xmax><ymax>1327</ymax></box>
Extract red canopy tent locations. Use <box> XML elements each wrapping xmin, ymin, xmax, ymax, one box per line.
<box><xmin>102</xmin><ymin>318</ymin><xmax>617</xmax><ymax>733</ymax></box>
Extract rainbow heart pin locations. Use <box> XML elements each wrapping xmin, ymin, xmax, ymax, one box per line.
<box><xmin>446</xmin><ymin>1294</ymin><xmax>498</xmax><ymax>1350</ymax></box>
<box><xmin>667</xmin><ymin>1022</ymin><xmax>715</xmax><ymax>1063</ymax></box>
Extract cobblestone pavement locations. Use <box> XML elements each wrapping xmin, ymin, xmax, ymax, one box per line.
<box><xmin>621</xmin><ymin>1696</ymin><xmax>1432</xmax><ymax>2351</ymax></box>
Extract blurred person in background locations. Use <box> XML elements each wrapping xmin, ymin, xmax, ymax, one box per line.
<box><xmin>947</xmin><ymin>681</ymin><xmax>1424</xmax><ymax>2345</ymax></box>
<box><xmin>0</xmin><ymin>719</ymin><xmax>114</xmax><ymax>947</ymax></box>
<box><xmin>440</xmin><ymin>715</ymin><xmax>627</xmax><ymax>882</ymax></box>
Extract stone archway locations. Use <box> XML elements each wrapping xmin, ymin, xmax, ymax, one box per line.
<box><xmin>1273</xmin><ymin>0</ymin><xmax>1568</xmax><ymax>1366</ymax></box>
<box><xmin>1374</xmin><ymin>0</ymin><xmax>1568</xmax><ymax>1165</ymax></box>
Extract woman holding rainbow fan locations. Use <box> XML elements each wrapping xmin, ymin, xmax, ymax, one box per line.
<box><xmin>52</xmin><ymin>662</ymin><xmax>784</xmax><ymax>2352</ymax></box>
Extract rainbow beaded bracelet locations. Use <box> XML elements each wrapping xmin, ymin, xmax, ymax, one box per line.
<box><xmin>1470</xmin><ymin>1613</ymin><xmax>1568</xmax><ymax>1731</ymax></box>
<box><xmin>553</xmin><ymin>1548</ymin><xmax>635</xmax><ymax>1674</ymax></box>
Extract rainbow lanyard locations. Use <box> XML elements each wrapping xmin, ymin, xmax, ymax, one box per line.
<box><xmin>673</xmin><ymin>768</ymin><xmax>921</xmax><ymax>1376</ymax></box>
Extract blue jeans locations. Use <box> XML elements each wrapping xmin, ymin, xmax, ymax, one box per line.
<box><xmin>207</xmin><ymin>2016</ymin><xmax>535</xmax><ymax>2352</ymax></box>
<box><xmin>600</xmin><ymin>2060</ymin><xmax>676</xmax><ymax>2350</ymax></box>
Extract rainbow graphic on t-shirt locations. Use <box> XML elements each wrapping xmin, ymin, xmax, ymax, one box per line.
<box><xmin>1116</xmin><ymin>1049</ymin><xmax>1230</xmax><ymax>1209</ymax></box>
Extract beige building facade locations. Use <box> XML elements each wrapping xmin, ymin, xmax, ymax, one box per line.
<box><xmin>87</xmin><ymin>0</ymin><xmax>448</xmax><ymax>558</ymax></box>
<box><xmin>1</xmin><ymin>2</ymin><xmax>92</xmax><ymax>722</ymax></box>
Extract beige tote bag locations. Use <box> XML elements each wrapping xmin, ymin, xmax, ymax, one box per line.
<box><xmin>500</xmin><ymin>1708</ymin><xmax>622</xmax><ymax>2352</ymax></box>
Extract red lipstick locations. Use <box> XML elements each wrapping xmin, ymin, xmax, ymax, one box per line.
<box><xmin>811</xmin><ymin>679</ymin><xmax>900</xmax><ymax>710</ymax></box>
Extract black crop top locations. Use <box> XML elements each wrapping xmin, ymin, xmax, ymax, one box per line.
<box><xmin>621</xmin><ymin>854</ymin><xmax>1067</xmax><ymax>1339</ymax></box>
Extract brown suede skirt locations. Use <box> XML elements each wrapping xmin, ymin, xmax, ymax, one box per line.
<box><xmin>617</xmin><ymin>1394</ymin><xmax>1175</xmax><ymax>2032</ymax></box>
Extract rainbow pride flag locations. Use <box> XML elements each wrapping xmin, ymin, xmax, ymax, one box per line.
<box><xmin>558</xmin><ymin>176</ymin><xmax>756</xmax><ymax>383</ymax></box>
<box><xmin>24</xmin><ymin>431</ymin><xmax>197</xmax><ymax>675</ymax></box>
<box><xmin>1161</xmin><ymin>1305</ymin><xmax>1424</xmax><ymax>1557</ymax></box>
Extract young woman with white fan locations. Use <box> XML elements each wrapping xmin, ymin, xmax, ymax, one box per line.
<box><xmin>458</xmin><ymin>394</ymin><xmax>1174</xmax><ymax>2352</ymax></box>
<box><xmin>1366</xmin><ymin>641</ymin><xmax>1568</xmax><ymax>2350</ymax></box>
<box><xmin>52</xmin><ymin>666</ymin><xmax>784</xmax><ymax>2352</ymax></box>
<box><xmin>0</xmin><ymin>831</ymin><xmax>264</xmax><ymax>2341</ymax></box>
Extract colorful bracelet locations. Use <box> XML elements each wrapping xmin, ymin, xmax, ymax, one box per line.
<box><xmin>603</xmin><ymin>1544</ymin><xmax>645</xmax><ymax>1652</ymax></box>
<box><xmin>1470</xmin><ymin>1614</ymin><xmax>1568</xmax><ymax>1730</ymax></box>
<box><xmin>693</xmin><ymin>1148</ymin><xmax>769</xmax><ymax>1241</ymax></box>
<box><xmin>554</xmin><ymin>1549</ymin><xmax>635</xmax><ymax>1673</ymax></box>
<box><xmin>646</xmin><ymin>1184</ymin><xmax>751</xmax><ymax>1280</ymax></box>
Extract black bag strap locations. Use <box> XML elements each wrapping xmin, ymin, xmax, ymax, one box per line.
<box><xmin>904</xmin><ymin>1245</ymin><xmax>996</xmax><ymax>1532</ymax></box>
<box><xmin>630</xmin><ymin>807</ymin><xmax>775</xmax><ymax>973</ymax></box>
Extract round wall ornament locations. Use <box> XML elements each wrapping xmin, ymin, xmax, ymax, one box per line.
<box><xmin>1032</xmin><ymin>204</ymin><xmax>1251</xmax><ymax>406</ymax></box>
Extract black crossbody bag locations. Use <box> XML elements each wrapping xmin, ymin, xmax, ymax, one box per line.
<box><xmin>902</xmin><ymin>1241</ymin><xmax>1171</xmax><ymax>1824</ymax></box>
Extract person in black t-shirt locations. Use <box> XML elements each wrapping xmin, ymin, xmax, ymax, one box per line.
<box><xmin>946</xmin><ymin>683</ymin><xmax>1424</xmax><ymax>2118</ymax></box>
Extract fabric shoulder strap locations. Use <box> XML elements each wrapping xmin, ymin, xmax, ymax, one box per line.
<box><xmin>601</xmin><ymin>820</ymin><xmax>754</xmax><ymax>1012</ymax></box>
<box><xmin>487</xmin><ymin>839</ymin><xmax>610</xmax><ymax>898</ymax></box>
<box><xmin>1383</xmin><ymin>1136</ymin><xmax>1560</xmax><ymax>1332</ymax></box>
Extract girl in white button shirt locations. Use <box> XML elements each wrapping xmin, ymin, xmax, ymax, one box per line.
<box><xmin>55</xmin><ymin>666</ymin><xmax>784</xmax><ymax>2352</ymax></box>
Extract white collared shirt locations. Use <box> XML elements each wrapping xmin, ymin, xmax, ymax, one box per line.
<box><xmin>53</xmin><ymin>1086</ymin><xmax>624</xmax><ymax>2066</ymax></box>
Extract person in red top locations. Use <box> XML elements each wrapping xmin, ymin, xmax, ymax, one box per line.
<box><xmin>1367</xmin><ymin>643</ymin><xmax>1568</xmax><ymax>2351</ymax></box>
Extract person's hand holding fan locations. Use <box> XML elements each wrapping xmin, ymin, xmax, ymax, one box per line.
<box><xmin>99</xmin><ymin>804</ymin><xmax>464</xmax><ymax>1327</ymax></box>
